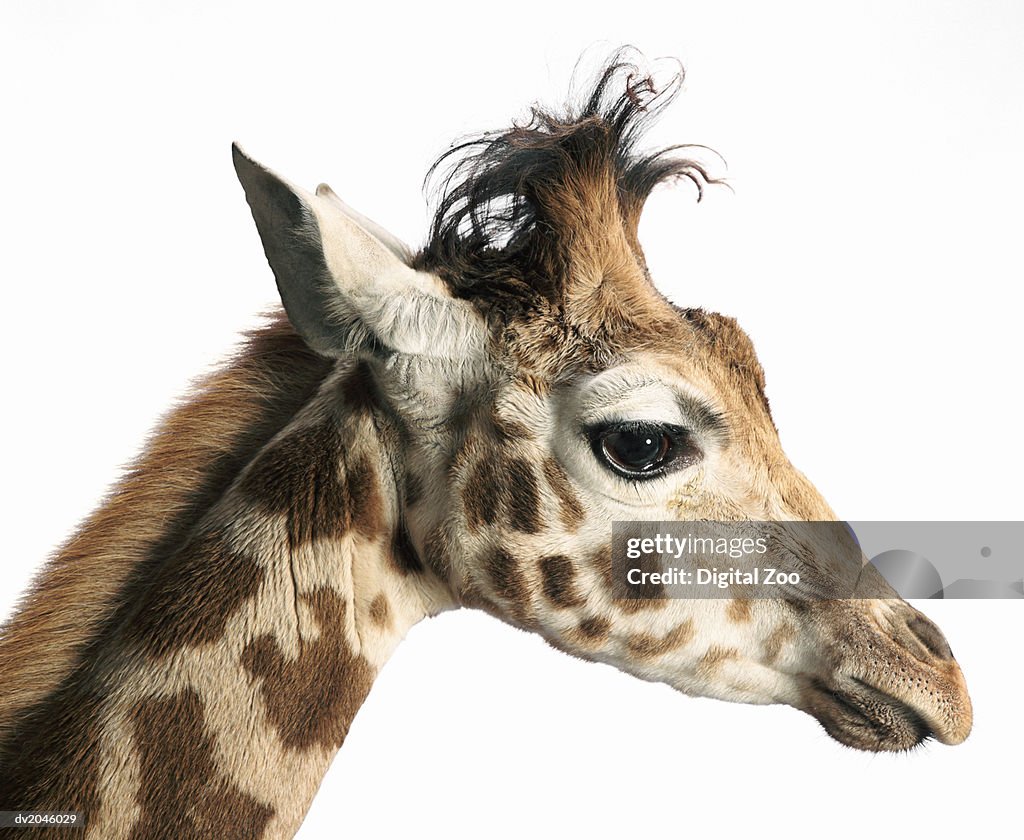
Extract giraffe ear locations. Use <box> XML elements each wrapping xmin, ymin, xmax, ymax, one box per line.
<box><xmin>232</xmin><ymin>143</ymin><xmax>483</xmax><ymax>359</ymax></box>
<box><xmin>313</xmin><ymin>182</ymin><xmax>414</xmax><ymax>265</ymax></box>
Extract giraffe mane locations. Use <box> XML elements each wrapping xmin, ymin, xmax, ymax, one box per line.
<box><xmin>414</xmin><ymin>47</ymin><xmax>722</xmax><ymax>300</ymax></box>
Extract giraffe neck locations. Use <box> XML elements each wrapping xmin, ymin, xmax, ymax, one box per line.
<box><xmin>0</xmin><ymin>348</ymin><xmax>454</xmax><ymax>839</ymax></box>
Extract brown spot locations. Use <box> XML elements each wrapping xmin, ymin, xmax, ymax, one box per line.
<box><xmin>368</xmin><ymin>593</ymin><xmax>392</xmax><ymax>630</ymax></box>
<box><xmin>347</xmin><ymin>457</ymin><xmax>385</xmax><ymax>539</ymax></box>
<box><xmin>462</xmin><ymin>458</ymin><xmax>498</xmax><ymax>532</ymax></box>
<box><xmin>727</xmin><ymin>598</ymin><xmax>753</xmax><ymax>623</ymax></box>
<box><xmin>502</xmin><ymin>457</ymin><xmax>541</xmax><ymax>533</ymax></box>
<box><xmin>626</xmin><ymin>620</ymin><xmax>694</xmax><ymax>660</ymax></box>
<box><xmin>242</xmin><ymin>422</ymin><xmax>383</xmax><ymax>545</ymax></box>
<box><xmin>462</xmin><ymin>455</ymin><xmax>541</xmax><ymax>534</ymax></box>
<box><xmin>129</xmin><ymin>689</ymin><xmax>273</xmax><ymax>840</ymax></box>
<box><xmin>129</xmin><ymin>529</ymin><xmax>265</xmax><ymax>658</ymax></box>
<box><xmin>763</xmin><ymin>623</ymin><xmax>796</xmax><ymax>663</ymax></box>
<box><xmin>697</xmin><ymin>645</ymin><xmax>739</xmax><ymax>678</ymax></box>
<box><xmin>541</xmin><ymin>457</ymin><xmax>585</xmax><ymax>532</ymax></box>
<box><xmin>241</xmin><ymin>589</ymin><xmax>375</xmax><ymax>751</ymax></box>
<box><xmin>568</xmin><ymin>615</ymin><xmax>612</xmax><ymax>648</ymax></box>
<box><xmin>538</xmin><ymin>555</ymin><xmax>584</xmax><ymax>608</ymax></box>
<box><xmin>484</xmin><ymin>549</ymin><xmax>532</xmax><ymax>625</ymax></box>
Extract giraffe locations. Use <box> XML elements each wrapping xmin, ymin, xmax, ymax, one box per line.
<box><xmin>0</xmin><ymin>53</ymin><xmax>971</xmax><ymax>839</ymax></box>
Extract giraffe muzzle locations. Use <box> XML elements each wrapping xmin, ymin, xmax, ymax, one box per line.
<box><xmin>799</xmin><ymin>600</ymin><xmax>973</xmax><ymax>751</ymax></box>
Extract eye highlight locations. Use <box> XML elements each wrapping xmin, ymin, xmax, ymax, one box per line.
<box><xmin>587</xmin><ymin>421</ymin><xmax>698</xmax><ymax>479</ymax></box>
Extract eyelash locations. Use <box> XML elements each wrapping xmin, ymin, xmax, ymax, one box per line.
<box><xmin>585</xmin><ymin>420</ymin><xmax>701</xmax><ymax>481</ymax></box>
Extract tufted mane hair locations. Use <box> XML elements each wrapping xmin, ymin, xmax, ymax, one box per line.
<box><xmin>414</xmin><ymin>47</ymin><xmax>723</xmax><ymax>296</ymax></box>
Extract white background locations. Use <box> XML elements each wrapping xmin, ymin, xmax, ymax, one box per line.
<box><xmin>2</xmin><ymin>2</ymin><xmax>1022</xmax><ymax>838</ymax></box>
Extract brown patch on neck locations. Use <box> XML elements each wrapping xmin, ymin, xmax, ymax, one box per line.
<box><xmin>0</xmin><ymin>313</ymin><xmax>332</xmax><ymax>750</ymax></box>
<box><xmin>242</xmin><ymin>422</ymin><xmax>383</xmax><ymax>545</ymax></box>
<box><xmin>127</xmin><ymin>529</ymin><xmax>265</xmax><ymax>659</ymax></box>
<box><xmin>341</xmin><ymin>359</ymin><xmax>425</xmax><ymax>578</ymax></box>
<box><xmin>0</xmin><ymin>677</ymin><xmax>105</xmax><ymax>823</ymax></box>
<box><xmin>368</xmin><ymin>593</ymin><xmax>393</xmax><ymax>630</ymax></box>
<box><xmin>129</xmin><ymin>689</ymin><xmax>273</xmax><ymax>840</ymax></box>
<box><xmin>241</xmin><ymin>589</ymin><xmax>375</xmax><ymax>751</ymax></box>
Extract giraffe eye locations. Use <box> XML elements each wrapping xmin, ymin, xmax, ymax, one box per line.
<box><xmin>589</xmin><ymin>422</ymin><xmax>694</xmax><ymax>479</ymax></box>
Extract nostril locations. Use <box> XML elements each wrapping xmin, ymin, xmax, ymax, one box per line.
<box><xmin>905</xmin><ymin>614</ymin><xmax>953</xmax><ymax>661</ymax></box>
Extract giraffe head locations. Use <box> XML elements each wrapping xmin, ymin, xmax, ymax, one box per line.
<box><xmin>234</xmin><ymin>55</ymin><xmax>971</xmax><ymax>752</ymax></box>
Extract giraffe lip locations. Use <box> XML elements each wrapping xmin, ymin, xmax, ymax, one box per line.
<box><xmin>804</xmin><ymin>677</ymin><xmax>934</xmax><ymax>752</ymax></box>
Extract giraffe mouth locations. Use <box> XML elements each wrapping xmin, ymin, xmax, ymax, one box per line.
<box><xmin>803</xmin><ymin>677</ymin><xmax>934</xmax><ymax>752</ymax></box>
